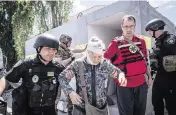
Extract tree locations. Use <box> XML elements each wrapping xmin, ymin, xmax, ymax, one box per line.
<box><xmin>0</xmin><ymin>1</ymin><xmax>18</xmax><ymax>69</ymax></box>
<box><xmin>47</xmin><ymin>0</ymin><xmax>73</xmax><ymax>27</ymax></box>
<box><xmin>0</xmin><ymin>0</ymin><xmax>73</xmax><ymax>68</ymax></box>
<box><xmin>12</xmin><ymin>1</ymin><xmax>35</xmax><ymax>60</ymax></box>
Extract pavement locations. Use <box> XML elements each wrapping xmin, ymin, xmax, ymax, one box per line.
<box><xmin>57</xmin><ymin>85</ymin><xmax>155</xmax><ymax>115</ymax></box>
<box><xmin>2</xmin><ymin>84</ymin><xmax>168</xmax><ymax>115</ymax></box>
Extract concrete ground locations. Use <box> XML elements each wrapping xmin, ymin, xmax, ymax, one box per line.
<box><xmin>57</xmin><ymin>84</ymin><xmax>169</xmax><ymax>115</ymax></box>
<box><xmin>2</xmin><ymin>85</ymin><xmax>168</xmax><ymax>115</ymax></box>
<box><xmin>57</xmin><ymin>86</ymin><xmax>155</xmax><ymax>115</ymax></box>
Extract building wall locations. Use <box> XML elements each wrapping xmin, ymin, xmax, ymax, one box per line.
<box><xmin>25</xmin><ymin>1</ymin><xmax>175</xmax><ymax>57</ymax></box>
<box><xmin>88</xmin><ymin>25</ymin><xmax>122</xmax><ymax>48</ymax></box>
<box><xmin>25</xmin><ymin>17</ymin><xmax>88</xmax><ymax>57</ymax></box>
<box><xmin>139</xmin><ymin>1</ymin><xmax>175</xmax><ymax>47</ymax></box>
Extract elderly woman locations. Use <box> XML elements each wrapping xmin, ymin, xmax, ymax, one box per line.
<box><xmin>59</xmin><ymin>36</ymin><xmax>127</xmax><ymax>115</ymax></box>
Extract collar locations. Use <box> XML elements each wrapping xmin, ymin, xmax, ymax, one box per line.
<box><xmin>82</xmin><ymin>56</ymin><xmax>103</xmax><ymax>68</ymax></box>
<box><xmin>158</xmin><ymin>31</ymin><xmax>168</xmax><ymax>40</ymax></box>
<box><xmin>33</xmin><ymin>55</ymin><xmax>54</xmax><ymax>66</ymax></box>
<box><xmin>121</xmin><ymin>35</ymin><xmax>138</xmax><ymax>42</ymax></box>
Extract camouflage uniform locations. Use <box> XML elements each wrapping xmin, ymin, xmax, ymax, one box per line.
<box><xmin>56</xmin><ymin>43</ymin><xmax>73</xmax><ymax>60</ymax></box>
<box><xmin>55</xmin><ymin>43</ymin><xmax>73</xmax><ymax>113</ymax></box>
<box><xmin>59</xmin><ymin>57</ymin><xmax>122</xmax><ymax>109</ymax></box>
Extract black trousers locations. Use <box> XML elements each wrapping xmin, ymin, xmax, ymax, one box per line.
<box><xmin>152</xmin><ymin>76</ymin><xmax>176</xmax><ymax>115</ymax></box>
<box><xmin>27</xmin><ymin>105</ymin><xmax>56</xmax><ymax>115</ymax></box>
<box><xmin>116</xmin><ymin>83</ymin><xmax>148</xmax><ymax>115</ymax></box>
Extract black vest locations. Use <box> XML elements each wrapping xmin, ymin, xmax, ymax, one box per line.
<box><xmin>26</xmin><ymin>61</ymin><xmax>60</xmax><ymax>108</ymax></box>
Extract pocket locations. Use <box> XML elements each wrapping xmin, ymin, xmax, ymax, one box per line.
<box><xmin>28</xmin><ymin>91</ymin><xmax>42</xmax><ymax>107</ymax></box>
<box><xmin>126</xmin><ymin>60</ymin><xmax>147</xmax><ymax>77</ymax></box>
<box><xmin>163</xmin><ymin>55</ymin><xmax>176</xmax><ymax>72</ymax></box>
<box><xmin>43</xmin><ymin>91</ymin><xmax>56</xmax><ymax>106</ymax></box>
<box><xmin>12</xmin><ymin>87</ymin><xmax>27</xmax><ymax>114</ymax></box>
<box><xmin>143</xmin><ymin>82</ymin><xmax>148</xmax><ymax>94</ymax></box>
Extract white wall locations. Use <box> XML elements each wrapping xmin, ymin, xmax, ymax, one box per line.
<box><xmin>88</xmin><ymin>25</ymin><xmax>122</xmax><ymax>48</ymax></box>
<box><xmin>25</xmin><ymin>16</ymin><xmax>88</xmax><ymax>57</ymax></box>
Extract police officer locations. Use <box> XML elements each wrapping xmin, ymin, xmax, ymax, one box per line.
<box><xmin>56</xmin><ymin>34</ymin><xmax>74</xmax><ymax>65</ymax></box>
<box><xmin>0</xmin><ymin>34</ymin><xmax>64</xmax><ymax>115</ymax></box>
<box><xmin>145</xmin><ymin>19</ymin><xmax>176</xmax><ymax>115</ymax></box>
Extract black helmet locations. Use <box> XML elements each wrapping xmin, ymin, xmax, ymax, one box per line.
<box><xmin>59</xmin><ymin>34</ymin><xmax>72</xmax><ymax>44</ymax></box>
<box><xmin>145</xmin><ymin>19</ymin><xmax>166</xmax><ymax>31</ymax></box>
<box><xmin>33</xmin><ymin>34</ymin><xmax>59</xmax><ymax>49</ymax></box>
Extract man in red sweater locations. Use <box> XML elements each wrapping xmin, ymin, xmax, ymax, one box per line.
<box><xmin>104</xmin><ymin>15</ymin><xmax>152</xmax><ymax>115</ymax></box>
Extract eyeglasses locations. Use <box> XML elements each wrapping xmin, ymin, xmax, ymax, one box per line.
<box><xmin>122</xmin><ymin>25</ymin><xmax>135</xmax><ymax>30</ymax></box>
<box><xmin>42</xmin><ymin>47</ymin><xmax>57</xmax><ymax>52</ymax></box>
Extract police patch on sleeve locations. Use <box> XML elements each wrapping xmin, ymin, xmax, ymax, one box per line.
<box><xmin>167</xmin><ymin>38</ymin><xmax>175</xmax><ymax>44</ymax></box>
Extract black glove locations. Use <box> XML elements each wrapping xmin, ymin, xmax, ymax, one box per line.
<box><xmin>71</xmin><ymin>57</ymin><xmax>75</xmax><ymax>61</ymax></box>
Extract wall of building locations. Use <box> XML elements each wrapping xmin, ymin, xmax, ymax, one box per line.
<box><xmin>88</xmin><ymin>25</ymin><xmax>122</xmax><ymax>48</ymax></box>
<box><xmin>25</xmin><ymin>1</ymin><xmax>175</xmax><ymax>57</ymax></box>
<box><xmin>139</xmin><ymin>1</ymin><xmax>175</xmax><ymax>47</ymax></box>
<box><xmin>25</xmin><ymin>17</ymin><xmax>88</xmax><ymax>57</ymax></box>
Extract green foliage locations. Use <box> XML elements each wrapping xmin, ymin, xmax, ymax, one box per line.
<box><xmin>0</xmin><ymin>1</ymin><xmax>18</xmax><ymax>69</ymax></box>
<box><xmin>12</xmin><ymin>1</ymin><xmax>35</xmax><ymax>60</ymax></box>
<box><xmin>0</xmin><ymin>0</ymin><xmax>73</xmax><ymax>67</ymax></box>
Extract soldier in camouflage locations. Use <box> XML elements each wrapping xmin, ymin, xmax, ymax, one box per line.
<box><xmin>55</xmin><ymin>34</ymin><xmax>86</xmax><ymax>114</ymax></box>
<box><xmin>55</xmin><ymin>34</ymin><xmax>74</xmax><ymax>67</ymax></box>
<box><xmin>59</xmin><ymin>36</ymin><xmax>127</xmax><ymax>115</ymax></box>
<box><xmin>55</xmin><ymin>34</ymin><xmax>87</xmax><ymax>67</ymax></box>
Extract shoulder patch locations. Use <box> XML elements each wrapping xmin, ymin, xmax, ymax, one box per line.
<box><xmin>167</xmin><ymin>37</ymin><xmax>175</xmax><ymax>44</ymax></box>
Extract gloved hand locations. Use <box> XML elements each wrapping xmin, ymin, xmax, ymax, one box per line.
<box><xmin>71</xmin><ymin>57</ymin><xmax>75</xmax><ymax>61</ymax></box>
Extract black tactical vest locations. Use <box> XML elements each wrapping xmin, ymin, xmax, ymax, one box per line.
<box><xmin>26</xmin><ymin>63</ymin><xmax>59</xmax><ymax>108</ymax></box>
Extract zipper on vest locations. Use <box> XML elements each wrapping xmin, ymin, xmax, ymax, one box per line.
<box><xmin>91</xmin><ymin>65</ymin><xmax>96</xmax><ymax>107</ymax></box>
<box><xmin>40</xmin><ymin>93</ymin><xmax>44</xmax><ymax>106</ymax></box>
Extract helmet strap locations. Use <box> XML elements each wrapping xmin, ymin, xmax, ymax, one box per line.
<box><xmin>36</xmin><ymin>47</ymin><xmax>47</xmax><ymax>62</ymax></box>
<box><xmin>152</xmin><ymin>31</ymin><xmax>156</xmax><ymax>38</ymax></box>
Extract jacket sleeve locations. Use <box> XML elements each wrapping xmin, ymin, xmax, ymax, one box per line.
<box><xmin>5</xmin><ymin>60</ymin><xmax>29</xmax><ymax>83</ymax></box>
<box><xmin>105</xmin><ymin>59</ymin><xmax>123</xmax><ymax>79</ymax></box>
<box><xmin>104</xmin><ymin>39</ymin><xmax>118</xmax><ymax>60</ymax></box>
<box><xmin>59</xmin><ymin>61</ymin><xmax>79</xmax><ymax>95</ymax></box>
